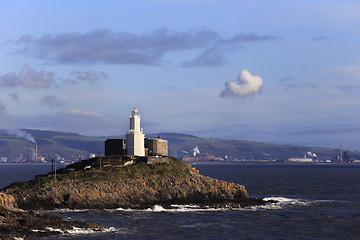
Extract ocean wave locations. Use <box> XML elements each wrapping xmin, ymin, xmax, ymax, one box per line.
<box><xmin>151</xmin><ymin>204</ymin><xmax>225</xmax><ymax>212</ymax></box>
<box><xmin>41</xmin><ymin>208</ymin><xmax>90</xmax><ymax>213</ymax></box>
<box><xmin>45</xmin><ymin>197</ymin><xmax>336</xmax><ymax>214</ymax></box>
<box><xmin>240</xmin><ymin>196</ymin><xmax>324</xmax><ymax>211</ymax></box>
<box><xmin>32</xmin><ymin>226</ymin><xmax>117</xmax><ymax>235</ymax></box>
<box><xmin>105</xmin><ymin>204</ymin><xmax>228</xmax><ymax>213</ymax></box>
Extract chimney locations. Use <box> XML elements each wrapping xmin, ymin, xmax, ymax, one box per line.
<box><xmin>35</xmin><ymin>144</ymin><xmax>38</xmax><ymax>161</ymax></box>
<box><xmin>340</xmin><ymin>144</ymin><xmax>342</xmax><ymax>163</ymax></box>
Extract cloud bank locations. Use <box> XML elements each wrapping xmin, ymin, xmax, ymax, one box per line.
<box><xmin>220</xmin><ymin>70</ymin><xmax>264</xmax><ymax>98</ymax></box>
<box><xmin>14</xmin><ymin>29</ymin><xmax>278</xmax><ymax>67</ymax></box>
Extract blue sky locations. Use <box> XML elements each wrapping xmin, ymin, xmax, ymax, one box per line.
<box><xmin>1</xmin><ymin>0</ymin><xmax>359</xmax><ymax>150</ymax></box>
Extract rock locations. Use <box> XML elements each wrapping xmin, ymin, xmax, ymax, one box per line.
<box><xmin>0</xmin><ymin>192</ymin><xmax>103</xmax><ymax>239</ymax></box>
<box><xmin>2</xmin><ymin>157</ymin><xmax>268</xmax><ymax>210</ymax></box>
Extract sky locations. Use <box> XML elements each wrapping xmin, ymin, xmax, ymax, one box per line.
<box><xmin>0</xmin><ymin>0</ymin><xmax>359</xmax><ymax>151</ymax></box>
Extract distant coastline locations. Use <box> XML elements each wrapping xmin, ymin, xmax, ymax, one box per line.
<box><xmin>1</xmin><ymin>129</ymin><xmax>359</xmax><ymax>164</ymax></box>
<box><xmin>193</xmin><ymin>161</ymin><xmax>360</xmax><ymax>167</ymax></box>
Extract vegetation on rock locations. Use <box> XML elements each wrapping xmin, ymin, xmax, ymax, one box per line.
<box><xmin>2</xmin><ymin>156</ymin><xmax>265</xmax><ymax>210</ymax></box>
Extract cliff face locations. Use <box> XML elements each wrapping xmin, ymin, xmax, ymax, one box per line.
<box><xmin>2</xmin><ymin>157</ymin><xmax>263</xmax><ymax>210</ymax></box>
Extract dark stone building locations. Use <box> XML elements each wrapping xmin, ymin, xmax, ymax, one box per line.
<box><xmin>105</xmin><ymin>139</ymin><xmax>126</xmax><ymax>156</ymax></box>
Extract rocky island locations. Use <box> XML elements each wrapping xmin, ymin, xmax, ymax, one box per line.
<box><xmin>0</xmin><ymin>108</ymin><xmax>271</xmax><ymax>238</ymax></box>
<box><xmin>0</xmin><ymin>155</ymin><xmax>271</xmax><ymax>239</ymax></box>
<box><xmin>2</xmin><ymin>156</ymin><xmax>266</xmax><ymax>210</ymax></box>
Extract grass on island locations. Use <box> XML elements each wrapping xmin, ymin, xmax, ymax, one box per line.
<box><xmin>1</xmin><ymin>156</ymin><xmax>192</xmax><ymax>193</ymax></box>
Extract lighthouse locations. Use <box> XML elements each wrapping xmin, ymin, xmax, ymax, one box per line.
<box><xmin>126</xmin><ymin>108</ymin><xmax>145</xmax><ymax>156</ymax></box>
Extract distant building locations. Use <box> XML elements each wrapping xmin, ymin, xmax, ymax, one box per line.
<box><xmin>105</xmin><ymin>108</ymin><xmax>168</xmax><ymax>157</ymax></box>
<box><xmin>183</xmin><ymin>153</ymin><xmax>224</xmax><ymax>162</ymax></box>
<box><xmin>288</xmin><ymin>155</ymin><xmax>313</xmax><ymax>163</ymax></box>
<box><xmin>343</xmin><ymin>151</ymin><xmax>352</xmax><ymax>163</ymax></box>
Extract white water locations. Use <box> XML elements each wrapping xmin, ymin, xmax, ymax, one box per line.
<box><xmin>32</xmin><ymin>226</ymin><xmax>117</xmax><ymax>235</ymax></box>
<box><xmin>47</xmin><ymin>197</ymin><xmax>329</xmax><ymax>215</ymax></box>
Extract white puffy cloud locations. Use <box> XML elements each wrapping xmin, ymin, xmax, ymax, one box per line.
<box><xmin>220</xmin><ymin>70</ymin><xmax>264</xmax><ymax>98</ymax></box>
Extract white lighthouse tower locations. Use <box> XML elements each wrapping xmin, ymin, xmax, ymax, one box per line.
<box><xmin>126</xmin><ymin>108</ymin><xmax>145</xmax><ymax>156</ymax></box>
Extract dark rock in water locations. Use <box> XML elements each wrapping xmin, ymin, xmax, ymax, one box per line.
<box><xmin>2</xmin><ymin>157</ymin><xmax>270</xmax><ymax>211</ymax></box>
<box><xmin>0</xmin><ymin>193</ymin><xmax>103</xmax><ymax>239</ymax></box>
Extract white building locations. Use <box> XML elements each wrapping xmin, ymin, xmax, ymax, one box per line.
<box><xmin>288</xmin><ymin>156</ymin><xmax>313</xmax><ymax>163</ymax></box>
<box><xmin>126</xmin><ymin>108</ymin><xmax>145</xmax><ymax>156</ymax></box>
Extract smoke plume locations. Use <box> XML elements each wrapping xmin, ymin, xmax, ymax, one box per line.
<box><xmin>192</xmin><ymin>146</ymin><xmax>200</xmax><ymax>157</ymax></box>
<box><xmin>6</xmin><ymin>129</ymin><xmax>36</xmax><ymax>144</ymax></box>
<box><xmin>306</xmin><ymin>151</ymin><xmax>317</xmax><ymax>158</ymax></box>
<box><xmin>220</xmin><ymin>69</ymin><xmax>263</xmax><ymax>98</ymax></box>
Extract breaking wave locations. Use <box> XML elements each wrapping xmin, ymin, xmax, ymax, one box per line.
<box><xmin>32</xmin><ymin>226</ymin><xmax>118</xmax><ymax>235</ymax></box>
<box><xmin>45</xmin><ymin>197</ymin><xmax>333</xmax><ymax>215</ymax></box>
<box><xmin>41</xmin><ymin>208</ymin><xmax>90</xmax><ymax>213</ymax></box>
<box><xmin>242</xmin><ymin>196</ymin><xmax>330</xmax><ymax>211</ymax></box>
<box><xmin>104</xmin><ymin>204</ymin><xmax>229</xmax><ymax>213</ymax></box>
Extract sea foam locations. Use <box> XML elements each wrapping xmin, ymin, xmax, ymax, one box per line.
<box><xmin>32</xmin><ymin>226</ymin><xmax>117</xmax><ymax>235</ymax></box>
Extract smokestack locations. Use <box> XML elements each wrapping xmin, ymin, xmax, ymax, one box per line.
<box><xmin>340</xmin><ymin>144</ymin><xmax>342</xmax><ymax>163</ymax></box>
<box><xmin>35</xmin><ymin>144</ymin><xmax>38</xmax><ymax>161</ymax></box>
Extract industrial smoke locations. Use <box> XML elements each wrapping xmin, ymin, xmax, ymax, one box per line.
<box><xmin>5</xmin><ymin>129</ymin><xmax>36</xmax><ymax>144</ymax></box>
<box><xmin>220</xmin><ymin>69</ymin><xmax>263</xmax><ymax>98</ymax></box>
<box><xmin>192</xmin><ymin>146</ymin><xmax>200</xmax><ymax>157</ymax></box>
<box><xmin>306</xmin><ymin>151</ymin><xmax>317</xmax><ymax>158</ymax></box>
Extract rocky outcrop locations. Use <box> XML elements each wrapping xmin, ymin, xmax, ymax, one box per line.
<box><xmin>2</xmin><ymin>157</ymin><xmax>267</xmax><ymax>211</ymax></box>
<box><xmin>5</xmin><ymin>174</ymin><xmax>258</xmax><ymax>210</ymax></box>
<box><xmin>0</xmin><ymin>192</ymin><xmax>103</xmax><ymax>239</ymax></box>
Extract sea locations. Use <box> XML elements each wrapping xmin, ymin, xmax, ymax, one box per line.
<box><xmin>1</xmin><ymin>163</ymin><xmax>360</xmax><ymax>240</ymax></box>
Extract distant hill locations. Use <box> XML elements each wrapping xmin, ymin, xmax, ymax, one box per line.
<box><xmin>0</xmin><ymin>129</ymin><xmax>105</xmax><ymax>162</ymax></box>
<box><xmin>153</xmin><ymin>133</ymin><xmax>360</xmax><ymax>162</ymax></box>
<box><xmin>0</xmin><ymin>129</ymin><xmax>359</xmax><ymax>163</ymax></box>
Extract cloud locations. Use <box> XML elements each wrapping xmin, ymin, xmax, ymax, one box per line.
<box><xmin>13</xmin><ymin>109</ymin><xmax>120</xmax><ymax>136</ymax></box>
<box><xmin>68</xmin><ymin>71</ymin><xmax>108</xmax><ymax>84</ymax></box>
<box><xmin>228</xmin><ymin>33</ymin><xmax>279</xmax><ymax>43</ymax></box>
<box><xmin>281</xmin><ymin>124</ymin><xmax>360</xmax><ymax>136</ymax></box>
<box><xmin>309</xmin><ymin>35</ymin><xmax>331</xmax><ymax>42</ymax></box>
<box><xmin>182</xmin><ymin>47</ymin><xmax>225</xmax><ymax>67</ymax></box>
<box><xmin>65</xmin><ymin>108</ymin><xmax>103</xmax><ymax>117</ymax></box>
<box><xmin>220</xmin><ymin>70</ymin><xmax>264</xmax><ymax>98</ymax></box>
<box><xmin>0</xmin><ymin>64</ymin><xmax>56</xmax><ymax>88</ymax></box>
<box><xmin>279</xmin><ymin>74</ymin><xmax>360</xmax><ymax>93</ymax></box>
<box><xmin>8</xmin><ymin>93</ymin><xmax>19</xmax><ymax>102</ymax></box>
<box><xmin>14</xmin><ymin>29</ymin><xmax>279</xmax><ymax>67</ymax></box>
<box><xmin>336</xmin><ymin>85</ymin><xmax>360</xmax><ymax>92</ymax></box>
<box><xmin>0</xmin><ymin>65</ymin><xmax>108</xmax><ymax>88</ymax></box>
<box><xmin>41</xmin><ymin>95</ymin><xmax>65</xmax><ymax>109</ymax></box>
